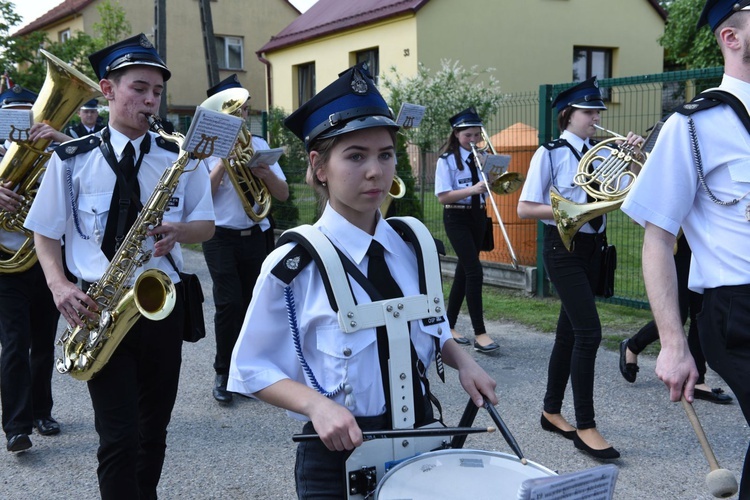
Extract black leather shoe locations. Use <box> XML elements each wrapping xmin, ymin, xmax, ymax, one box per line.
<box><xmin>694</xmin><ymin>387</ymin><xmax>733</xmax><ymax>405</ymax></box>
<box><xmin>618</xmin><ymin>339</ymin><xmax>639</xmax><ymax>383</ymax></box>
<box><xmin>213</xmin><ymin>374</ymin><xmax>233</xmax><ymax>403</ymax></box>
<box><xmin>33</xmin><ymin>417</ymin><xmax>60</xmax><ymax>436</ymax></box>
<box><xmin>540</xmin><ymin>414</ymin><xmax>576</xmax><ymax>440</ymax></box>
<box><xmin>451</xmin><ymin>334</ymin><xmax>470</xmax><ymax>346</ymax></box>
<box><xmin>7</xmin><ymin>434</ymin><xmax>32</xmax><ymax>453</ymax></box>
<box><xmin>573</xmin><ymin>433</ymin><xmax>620</xmax><ymax>460</ymax></box>
<box><xmin>473</xmin><ymin>340</ymin><xmax>500</xmax><ymax>353</ymax></box>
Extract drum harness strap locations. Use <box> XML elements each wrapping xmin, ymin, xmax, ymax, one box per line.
<box><xmin>272</xmin><ymin>216</ymin><xmax>447</xmax><ymax>429</ymax></box>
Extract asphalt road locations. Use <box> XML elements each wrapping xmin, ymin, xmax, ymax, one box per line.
<box><xmin>1</xmin><ymin>248</ymin><xmax>747</xmax><ymax>499</ymax></box>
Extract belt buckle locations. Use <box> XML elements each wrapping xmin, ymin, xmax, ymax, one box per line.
<box><xmin>240</xmin><ymin>229</ymin><xmax>254</xmax><ymax>236</ymax></box>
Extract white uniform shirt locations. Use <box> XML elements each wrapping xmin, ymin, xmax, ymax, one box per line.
<box><xmin>24</xmin><ymin>126</ymin><xmax>215</xmax><ymax>284</ymax></box>
<box><xmin>228</xmin><ymin>203</ymin><xmax>451</xmax><ymax>420</ymax></box>
<box><xmin>519</xmin><ymin>130</ymin><xmax>602</xmax><ymax>234</ymax></box>
<box><xmin>622</xmin><ymin>74</ymin><xmax>750</xmax><ymax>293</ymax></box>
<box><xmin>207</xmin><ymin>135</ymin><xmax>285</xmax><ymax>231</ymax></box>
<box><xmin>434</xmin><ymin>147</ymin><xmax>486</xmax><ymax>205</ymax></box>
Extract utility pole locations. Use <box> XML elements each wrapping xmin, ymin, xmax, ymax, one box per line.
<box><xmin>155</xmin><ymin>0</ymin><xmax>168</xmax><ymax>118</ymax></box>
<box><xmin>198</xmin><ymin>0</ymin><xmax>220</xmax><ymax>89</ymax></box>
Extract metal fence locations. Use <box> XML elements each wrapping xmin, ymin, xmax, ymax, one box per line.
<box><xmin>270</xmin><ymin>66</ymin><xmax>724</xmax><ymax>308</ymax></box>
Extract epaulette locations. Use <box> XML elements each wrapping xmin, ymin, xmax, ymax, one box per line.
<box><xmin>154</xmin><ymin>135</ymin><xmax>180</xmax><ymax>153</ymax></box>
<box><xmin>542</xmin><ymin>138</ymin><xmax>568</xmax><ymax>151</ymax></box>
<box><xmin>54</xmin><ymin>135</ymin><xmax>101</xmax><ymax>160</ymax></box>
<box><xmin>270</xmin><ymin>242</ymin><xmax>314</xmax><ymax>285</ymax></box>
<box><xmin>439</xmin><ymin>151</ymin><xmax>450</xmax><ymax>159</ymax></box>
<box><xmin>674</xmin><ymin>96</ymin><xmax>722</xmax><ymax>116</ymax></box>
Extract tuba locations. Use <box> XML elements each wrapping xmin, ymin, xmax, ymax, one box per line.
<box><xmin>379</xmin><ymin>175</ymin><xmax>406</xmax><ymax>215</ymax></box>
<box><xmin>0</xmin><ymin>49</ymin><xmax>101</xmax><ymax>273</ymax></box>
<box><xmin>200</xmin><ymin>87</ymin><xmax>271</xmax><ymax>222</ymax></box>
<box><xmin>55</xmin><ymin>116</ymin><xmax>201</xmax><ymax>381</ymax></box>
<box><xmin>550</xmin><ymin>125</ymin><xmax>647</xmax><ymax>251</ymax></box>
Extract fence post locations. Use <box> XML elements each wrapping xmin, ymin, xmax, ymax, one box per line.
<box><xmin>534</xmin><ymin>84</ymin><xmax>555</xmax><ymax>297</ymax></box>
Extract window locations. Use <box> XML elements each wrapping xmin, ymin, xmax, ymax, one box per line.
<box><xmin>573</xmin><ymin>47</ymin><xmax>612</xmax><ymax>98</ymax></box>
<box><xmin>214</xmin><ymin>36</ymin><xmax>244</xmax><ymax>70</ymax></box>
<box><xmin>296</xmin><ymin>62</ymin><xmax>315</xmax><ymax>107</ymax></box>
<box><xmin>59</xmin><ymin>29</ymin><xmax>71</xmax><ymax>43</ymax></box>
<box><xmin>355</xmin><ymin>48</ymin><xmax>379</xmax><ymax>84</ymax></box>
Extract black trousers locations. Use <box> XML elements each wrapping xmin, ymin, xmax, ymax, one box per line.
<box><xmin>0</xmin><ymin>261</ymin><xmax>60</xmax><ymax>437</ymax></box>
<box><xmin>443</xmin><ymin>208</ymin><xmax>486</xmax><ymax>336</ymax></box>
<box><xmin>699</xmin><ymin>284</ymin><xmax>750</xmax><ymax>499</ymax></box>
<box><xmin>542</xmin><ymin>226</ymin><xmax>603</xmax><ymax>429</ymax></box>
<box><xmin>627</xmin><ymin>237</ymin><xmax>707</xmax><ymax>383</ymax></box>
<box><xmin>202</xmin><ymin>226</ymin><xmax>268</xmax><ymax>375</ymax></box>
<box><xmin>87</xmin><ymin>285</ymin><xmax>184</xmax><ymax>500</ymax></box>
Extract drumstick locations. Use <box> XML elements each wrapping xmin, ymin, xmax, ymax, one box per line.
<box><xmin>292</xmin><ymin>426</ymin><xmax>495</xmax><ymax>442</ymax></box>
<box><xmin>681</xmin><ymin>397</ymin><xmax>738</xmax><ymax>498</ymax></box>
<box><xmin>484</xmin><ymin>402</ymin><xmax>528</xmax><ymax>465</ymax></box>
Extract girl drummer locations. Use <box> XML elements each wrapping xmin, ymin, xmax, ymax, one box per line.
<box><xmin>228</xmin><ymin>64</ymin><xmax>497</xmax><ymax>498</ymax></box>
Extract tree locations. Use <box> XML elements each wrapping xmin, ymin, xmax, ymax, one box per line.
<box><xmin>0</xmin><ymin>1</ymin><xmax>49</xmax><ymax>91</ymax></box>
<box><xmin>658</xmin><ymin>0</ymin><xmax>722</xmax><ymax>69</ymax></box>
<box><xmin>267</xmin><ymin>106</ymin><xmax>302</xmax><ymax>228</ymax></box>
<box><xmin>92</xmin><ymin>0</ymin><xmax>132</xmax><ymax>47</ymax></box>
<box><xmin>381</xmin><ymin>60</ymin><xmax>504</xmax><ymax>152</ymax></box>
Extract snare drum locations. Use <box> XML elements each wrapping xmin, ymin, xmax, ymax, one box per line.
<box><xmin>375</xmin><ymin>449</ymin><xmax>556</xmax><ymax>499</ymax></box>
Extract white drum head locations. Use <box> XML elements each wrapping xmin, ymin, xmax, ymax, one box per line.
<box><xmin>376</xmin><ymin>449</ymin><xmax>556</xmax><ymax>499</ymax></box>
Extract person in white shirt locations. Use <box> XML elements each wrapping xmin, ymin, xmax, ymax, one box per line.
<box><xmin>228</xmin><ymin>63</ymin><xmax>497</xmax><ymax>499</ymax></box>
<box><xmin>622</xmin><ymin>1</ymin><xmax>750</xmax><ymax>495</ymax></box>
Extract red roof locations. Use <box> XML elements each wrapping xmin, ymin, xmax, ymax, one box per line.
<box><xmin>14</xmin><ymin>0</ymin><xmax>96</xmax><ymax>36</ymax></box>
<box><xmin>258</xmin><ymin>0</ymin><xmax>429</xmax><ymax>54</ymax></box>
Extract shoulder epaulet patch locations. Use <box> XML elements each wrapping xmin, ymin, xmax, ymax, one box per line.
<box><xmin>439</xmin><ymin>151</ymin><xmax>450</xmax><ymax>159</ymax></box>
<box><xmin>542</xmin><ymin>138</ymin><xmax>567</xmax><ymax>151</ymax></box>
<box><xmin>55</xmin><ymin>135</ymin><xmax>101</xmax><ymax>160</ymax></box>
<box><xmin>270</xmin><ymin>243</ymin><xmax>313</xmax><ymax>285</ymax></box>
<box><xmin>674</xmin><ymin>96</ymin><xmax>722</xmax><ymax>116</ymax></box>
<box><xmin>155</xmin><ymin>135</ymin><xmax>180</xmax><ymax>153</ymax></box>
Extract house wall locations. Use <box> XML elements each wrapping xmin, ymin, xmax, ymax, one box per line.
<box><xmin>415</xmin><ymin>0</ymin><xmax>665</xmax><ymax>94</ymax></box>
<box><xmin>262</xmin><ymin>14</ymin><xmax>419</xmax><ymax>112</ymax></box>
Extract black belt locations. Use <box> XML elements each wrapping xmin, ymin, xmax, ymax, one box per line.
<box><xmin>214</xmin><ymin>225</ymin><xmax>263</xmax><ymax>237</ymax></box>
<box><xmin>444</xmin><ymin>204</ymin><xmax>485</xmax><ymax>211</ymax></box>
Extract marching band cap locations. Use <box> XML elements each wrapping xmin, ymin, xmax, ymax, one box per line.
<box><xmin>284</xmin><ymin>63</ymin><xmax>398</xmax><ymax>151</ymax></box>
<box><xmin>449</xmin><ymin>107</ymin><xmax>483</xmax><ymax>129</ymax></box>
<box><xmin>551</xmin><ymin>76</ymin><xmax>607</xmax><ymax>114</ymax></box>
<box><xmin>0</xmin><ymin>85</ymin><xmax>37</xmax><ymax>108</ymax></box>
<box><xmin>697</xmin><ymin>0</ymin><xmax>750</xmax><ymax>31</ymax></box>
<box><xmin>88</xmin><ymin>33</ymin><xmax>171</xmax><ymax>81</ymax></box>
<box><xmin>206</xmin><ymin>74</ymin><xmax>247</xmax><ymax>98</ymax></box>
<box><xmin>80</xmin><ymin>99</ymin><xmax>99</xmax><ymax>110</ymax></box>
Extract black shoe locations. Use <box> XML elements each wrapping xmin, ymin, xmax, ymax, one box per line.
<box><xmin>33</xmin><ymin>417</ymin><xmax>60</xmax><ymax>436</ymax></box>
<box><xmin>451</xmin><ymin>335</ymin><xmax>471</xmax><ymax>346</ymax></box>
<box><xmin>540</xmin><ymin>414</ymin><xmax>576</xmax><ymax>440</ymax></box>
<box><xmin>7</xmin><ymin>434</ymin><xmax>32</xmax><ymax>453</ymax></box>
<box><xmin>473</xmin><ymin>340</ymin><xmax>500</xmax><ymax>353</ymax></box>
<box><xmin>573</xmin><ymin>433</ymin><xmax>620</xmax><ymax>460</ymax></box>
<box><xmin>618</xmin><ymin>339</ymin><xmax>639</xmax><ymax>383</ymax></box>
<box><xmin>694</xmin><ymin>387</ymin><xmax>733</xmax><ymax>405</ymax></box>
<box><xmin>213</xmin><ymin>374</ymin><xmax>233</xmax><ymax>403</ymax></box>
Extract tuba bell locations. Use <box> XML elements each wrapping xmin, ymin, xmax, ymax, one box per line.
<box><xmin>0</xmin><ymin>50</ymin><xmax>101</xmax><ymax>273</ymax></box>
<box><xmin>550</xmin><ymin>125</ymin><xmax>647</xmax><ymax>251</ymax></box>
<box><xmin>200</xmin><ymin>87</ymin><xmax>271</xmax><ymax>222</ymax></box>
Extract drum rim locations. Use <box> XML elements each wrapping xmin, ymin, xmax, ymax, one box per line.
<box><xmin>375</xmin><ymin>448</ymin><xmax>557</xmax><ymax>495</ymax></box>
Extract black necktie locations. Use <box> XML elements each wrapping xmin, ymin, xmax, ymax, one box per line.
<box><xmin>367</xmin><ymin>241</ymin><xmax>427</xmax><ymax>425</ymax></box>
<box><xmin>466</xmin><ymin>154</ymin><xmax>481</xmax><ymax>215</ymax></box>
<box><xmin>581</xmin><ymin>143</ymin><xmax>604</xmax><ymax>232</ymax></box>
<box><xmin>101</xmin><ymin>142</ymin><xmax>139</xmax><ymax>260</ymax></box>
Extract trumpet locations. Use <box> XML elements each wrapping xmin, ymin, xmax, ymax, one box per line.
<box><xmin>550</xmin><ymin>124</ymin><xmax>647</xmax><ymax>251</ymax></box>
<box><xmin>469</xmin><ymin>140</ymin><xmax>520</xmax><ymax>270</ymax></box>
<box><xmin>379</xmin><ymin>175</ymin><xmax>406</xmax><ymax>215</ymax></box>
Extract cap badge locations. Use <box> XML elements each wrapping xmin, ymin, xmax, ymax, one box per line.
<box><xmin>12</xmin><ymin>86</ymin><xmax>22</xmax><ymax>94</ymax></box>
<box><xmin>139</xmin><ymin>35</ymin><xmax>153</xmax><ymax>48</ymax></box>
<box><xmin>593</xmin><ymin>79</ymin><xmax>599</xmax><ymax>89</ymax></box>
<box><xmin>351</xmin><ymin>70</ymin><xmax>368</xmax><ymax>95</ymax></box>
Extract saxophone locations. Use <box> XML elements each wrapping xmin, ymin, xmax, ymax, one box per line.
<box><xmin>56</xmin><ymin>116</ymin><xmax>191</xmax><ymax>381</ymax></box>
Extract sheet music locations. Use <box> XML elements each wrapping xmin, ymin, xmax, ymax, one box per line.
<box><xmin>0</xmin><ymin>109</ymin><xmax>33</xmax><ymax>141</ymax></box>
<box><xmin>517</xmin><ymin>464</ymin><xmax>618</xmax><ymax>500</ymax></box>
<box><xmin>395</xmin><ymin>103</ymin><xmax>426</xmax><ymax>129</ymax></box>
<box><xmin>183</xmin><ymin>107</ymin><xmax>244</xmax><ymax>159</ymax></box>
<box><xmin>247</xmin><ymin>148</ymin><xmax>285</xmax><ymax>168</ymax></box>
<box><xmin>481</xmin><ymin>153</ymin><xmax>511</xmax><ymax>178</ymax></box>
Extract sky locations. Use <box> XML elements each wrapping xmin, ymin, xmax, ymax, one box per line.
<box><xmin>12</xmin><ymin>0</ymin><xmax>317</xmax><ymax>33</ymax></box>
